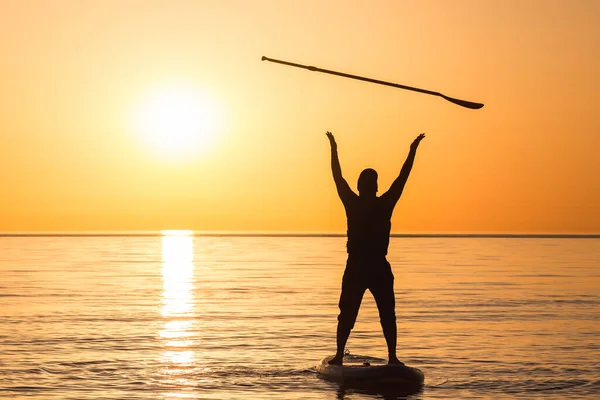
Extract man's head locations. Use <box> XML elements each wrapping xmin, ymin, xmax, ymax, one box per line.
<box><xmin>357</xmin><ymin>168</ymin><xmax>378</xmax><ymax>196</ymax></box>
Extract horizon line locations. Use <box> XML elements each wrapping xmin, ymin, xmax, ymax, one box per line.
<box><xmin>0</xmin><ymin>230</ymin><xmax>599</xmax><ymax>239</ymax></box>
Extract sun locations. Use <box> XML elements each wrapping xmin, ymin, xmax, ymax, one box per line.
<box><xmin>132</xmin><ymin>84</ymin><xmax>223</xmax><ymax>158</ymax></box>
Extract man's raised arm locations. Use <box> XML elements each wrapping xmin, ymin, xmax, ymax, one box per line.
<box><xmin>384</xmin><ymin>133</ymin><xmax>426</xmax><ymax>202</ymax></box>
<box><xmin>326</xmin><ymin>131</ymin><xmax>354</xmax><ymax>200</ymax></box>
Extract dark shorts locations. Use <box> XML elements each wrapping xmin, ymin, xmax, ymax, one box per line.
<box><xmin>337</xmin><ymin>255</ymin><xmax>396</xmax><ymax>329</ymax></box>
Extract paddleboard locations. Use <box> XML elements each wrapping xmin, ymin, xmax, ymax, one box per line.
<box><xmin>316</xmin><ymin>355</ymin><xmax>424</xmax><ymax>387</ymax></box>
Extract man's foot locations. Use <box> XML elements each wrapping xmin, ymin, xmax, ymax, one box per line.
<box><xmin>328</xmin><ymin>355</ymin><xmax>343</xmax><ymax>366</ymax></box>
<box><xmin>388</xmin><ymin>355</ymin><xmax>404</xmax><ymax>365</ymax></box>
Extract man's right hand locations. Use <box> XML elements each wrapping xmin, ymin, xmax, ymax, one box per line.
<box><xmin>326</xmin><ymin>131</ymin><xmax>337</xmax><ymax>150</ymax></box>
<box><xmin>410</xmin><ymin>133</ymin><xmax>426</xmax><ymax>151</ymax></box>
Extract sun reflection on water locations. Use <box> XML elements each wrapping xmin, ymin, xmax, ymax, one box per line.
<box><xmin>159</xmin><ymin>231</ymin><xmax>196</xmax><ymax>368</ymax></box>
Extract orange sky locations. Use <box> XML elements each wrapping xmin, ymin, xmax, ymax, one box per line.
<box><xmin>1</xmin><ymin>0</ymin><xmax>599</xmax><ymax>233</ymax></box>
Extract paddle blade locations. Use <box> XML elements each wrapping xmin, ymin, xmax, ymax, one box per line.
<box><xmin>441</xmin><ymin>94</ymin><xmax>484</xmax><ymax>109</ymax></box>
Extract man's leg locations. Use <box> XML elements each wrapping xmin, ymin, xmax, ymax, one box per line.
<box><xmin>371</xmin><ymin>261</ymin><xmax>403</xmax><ymax>365</ymax></box>
<box><xmin>329</xmin><ymin>267</ymin><xmax>365</xmax><ymax>366</ymax></box>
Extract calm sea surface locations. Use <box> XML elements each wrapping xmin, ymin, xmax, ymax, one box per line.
<box><xmin>1</xmin><ymin>235</ymin><xmax>599</xmax><ymax>399</ymax></box>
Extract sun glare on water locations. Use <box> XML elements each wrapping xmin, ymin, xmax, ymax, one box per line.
<box><xmin>132</xmin><ymin>84</ymin><xmax>224</xmax><ymax>159</ymax></box>
<box><xmin>160</xmin><ymin>230</ymin><xmax>196</xmax><ymax>368</ymax></box>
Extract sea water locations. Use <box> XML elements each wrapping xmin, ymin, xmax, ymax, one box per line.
<box><xmin>1</xmin><ymin>234</ymin><xmax>599</xmax><ymax>399</ymax></box>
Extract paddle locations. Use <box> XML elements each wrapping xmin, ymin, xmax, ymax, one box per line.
<box><xmin>262</xmin><ymin>56</ymin><xmax>484</xmax><ymax>110</ymax></box>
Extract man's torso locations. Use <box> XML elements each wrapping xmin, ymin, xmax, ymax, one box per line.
<box><xmin>343</xmin><ymin>195</ymin><xmax>395</xmax><ymax>256</ymax></box>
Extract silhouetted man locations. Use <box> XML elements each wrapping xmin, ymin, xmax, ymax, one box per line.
<box><xmin>326</xmin><ymin>131</ymin><xmax>425</xmax><ymax>366</ymax></box>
